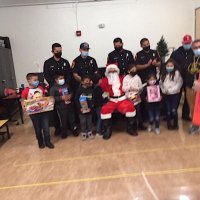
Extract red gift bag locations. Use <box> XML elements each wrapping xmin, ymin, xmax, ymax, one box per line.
<box><xmin>192</xmin><ymin>74</ymin><xmax>200</xmax><ymax>126</ymax></box>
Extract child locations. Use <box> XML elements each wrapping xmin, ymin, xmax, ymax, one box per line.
<box><xmin>75</xmin><ymin>76</ymin><xmax>94</xmax><ymax>140</ymax></box>
<box><xmin>144</xmin><ymin>74</ymin><xmax>162</xmax><ymax>134</ymax></box>
<box><xmin>92</xmin><ymin>74</ymin><xmax>105</xmax><ymax>136</ymax></box>
<box><xmin>50</xmin><ymin>72</ymin><xmax>78</xmax><ymax>139</ymax></box>
<box><xmin>123</xmin><ymin>65</ymin><xmax>145</xmax><ymax>130</ymax></box>
<box><xmin>160</xmin><ymin>59</ymin><xmax>183</xmax><ymax>130</ymax></box>
<box><xmin>21</xmin><ymin>73</ymin><xmax>54</xmax><ymax>149</ymax></box>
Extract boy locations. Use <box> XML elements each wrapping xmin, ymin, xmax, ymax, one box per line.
<box><xmin>50</xmin><ymin>72</ymin><xmax>78</xmax><ymax>139</ymax></box>
<box><xmin>21</xmin><ymin>73</ymin><xmax>54</xmax><ymax>149</ymax></box>
<box><xmin>75</xmin><ymin>76</ymin><xmax>94</xmax><ymax>140</ymax></box>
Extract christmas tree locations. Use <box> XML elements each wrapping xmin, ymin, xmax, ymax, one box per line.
<box><xmin>156</xmin><ymin>36</ymin><xmax>169</xmax><ymax>61</ymax></box>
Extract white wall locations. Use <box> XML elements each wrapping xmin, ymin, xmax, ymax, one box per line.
<box><xmin>0</xmin><ymin>0</ymin><xmax>196</xmax><ymax>86</ymax></box>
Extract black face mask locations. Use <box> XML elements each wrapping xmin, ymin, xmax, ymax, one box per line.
<box><xmin>115</xmin><ymin>46</ymin><xmax>123</xmax><ymax>51</ymax></box>
<box><xmin>130</xmin><ymin>71</ymin><xmax>136</xmax><ymax>76</ymax></box>
<box><xmin>54</xmin><ymin>52</ymin><xmax>62</xmax><ymax>59</ymax></box>
<box><xmin>143</xmin><ymin>46</ymin><xmax>150</xmax><ymax>52</ymax></box>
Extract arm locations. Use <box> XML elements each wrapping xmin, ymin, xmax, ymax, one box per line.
<box><xmin>152</xmin><ymin>51</ymin><xmax>161</xmax><ymax>68</ymax></box>
<box><xmin>122</xmin><ymin>76</ymin><xmax>131</xmax><ymax>92</ymax></box>
<box><xmin>92</xmin><ymin>59</ymin><xmax>99</xmax><ymax>73</ymax></box>
<box><xmin>135</xmin><ymin>53</ymin><xmax>152</xmax><ymax>71</ymax></box>
<box><xmin>50</xmin><ymin>86</ymin><xmax>62</xmax><ymax>103</ymax></box>
<box><xmin>170</xmin><ymin>71</ymin><xmax>183</xmax><ymax>94</ymax></box>
<box><xmin>43</xmin><ymin>61</ymin><xmax>51</xmax><ymax>85</ymax></box>
<box><xmin>65</xmin><ymin>61</ymin><xmax>72</xmax><ymax>85</ymax></box>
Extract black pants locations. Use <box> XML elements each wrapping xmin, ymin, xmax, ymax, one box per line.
<box><xmin>30</xmin><ymin>112</ymin><xmax>51</xmax><ymax>143</ymax></box>
<box><xmin>57</xmin><ymin>105</ymin><xmax>76</xmax><ymax>136</ymax></box>
<box><xmin>178</xmin><ymin>88</ymin><xmax>190</xmax><ymax>118</ymax></box>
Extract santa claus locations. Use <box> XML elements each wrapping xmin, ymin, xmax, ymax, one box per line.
<box><xmin>101</xmin><ymin>64</ymin><xmax>137</xmax><ymax>139</ymax></box>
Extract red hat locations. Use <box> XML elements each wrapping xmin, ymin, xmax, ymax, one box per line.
<box><xmin>105</xmin><ymin>64</ymin><xmax>119</xmax><ymax>77</ymax></box>
<box><xmin>182</xmin><ymin>35</ymin><xmax>192</xmax><ymax>44</ymax></box>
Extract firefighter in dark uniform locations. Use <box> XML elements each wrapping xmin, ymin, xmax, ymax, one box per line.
<box><xmin>135</xmin><ymin>38</ymin><xmax>161</xmax><ymax>83</ymax></box>
<box><xmin>71</xmin><ymin>42</ymin><xmax>99</xmax><ymax>91</ymax></box>
<box><xmin>43</xmin><ymin>43</ymin><xmax>72</xmax><ymax>136</ymax></box>
<box><xmin>170</xmin><ymin>35</ymin><xmax>193</xmax><ymax>121</ymax></box>
<box><xmin>135</xmin><ymin>38</ymin><xmax>161</xmax><ymax>129</ymax></box>
<box><xmin>107</xmin><ymin>38</ymin><xmax>134</xmax><ymax>75</ymax></box>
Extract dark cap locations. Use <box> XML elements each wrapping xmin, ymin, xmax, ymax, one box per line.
<box><xmin>80</xmin><ymin>42</ymin><xmax>90</xmax><ymax>50</ymax></box>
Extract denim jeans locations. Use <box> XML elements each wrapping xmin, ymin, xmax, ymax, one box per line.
<box><xmin>148</xmin><ymin>105</ymin><xmax>160</xmax><ymax>129</ymax></box>
<box><xmin>79</xmin><ymin>113</ymin><xmax>92</xmax><ymax>133</ymax></box>
<box><xmin>30</xmin><ymin>112</ymin><xmax>50</xmax><ymax>142</ymax></box>
<box><xmin>165</xmin><ymin>94</ymin><xmax>180</xmax><ymax>121</ymax></box>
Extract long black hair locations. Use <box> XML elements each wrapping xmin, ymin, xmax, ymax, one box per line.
<box><xmin>160</xmin><ymin>58</ymin><xmax>180</xmax><ymax>82</ymax></box>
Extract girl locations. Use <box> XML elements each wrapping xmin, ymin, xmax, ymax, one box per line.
<box><xmin>160</xmin><ymin>59</ymin><xmax>183</xmax><ymax>130</ymax></box>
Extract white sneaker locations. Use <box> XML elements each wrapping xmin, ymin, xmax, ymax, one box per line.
<box><xmin>81</xmin><ymin>132</ymin><xmax>87</xmax><ymax>141</ymax></box>
<box><xmin>148</xmin><ymin>125</ymin><xmax>153</xmax><ymax>132</ymax></box>
<box><xmin>88</xmin><ymin>131</ymin><xmax>95</xmax><ymax>139</ymax></box>
<box><xmin>155</xmin><ymin>128</ymin><xmax>160</xmax><ymax>135</ymax></box>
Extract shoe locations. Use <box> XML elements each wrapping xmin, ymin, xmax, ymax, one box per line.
<box><xmin>39</xmin><ymin>143</ymin><xmax>45</xmax><ymax>149</ymax></box>
<box><xmin>182</xmin><ymin>116</ymin><xmax>192</xmax><ymax>122</ymax></box>
<box><xmin>81</xmin><ymin>132</ymin><xmax>87</xmax><ymax>141</ymax></box>
<box><xmin>54</xmin><ymin>128</ymin><xmax>61</xmax><ymax>136</ymax></box>
<box><xmin>46</xmin><ymin>142</ymin><xmax>54</xmax><ymax>149</ymax></box>
<box><xmin>138</xmin><ymin>124</ymin><xmax>147</xmax><ymax>131</ymax></box>
<box><xmin>155</xmin><ymin>128</ymin><xmax>160</xmax><ymax>135</ymax></box>
<box><xmin>72</xmin><ymin>126</ymin><xmax>79</xmax><ymax>137</ymax></box>
<box><xmin>102</xmin><ymin>119</ymin><xmax>112</xmax><ymax>140</ymax></box>
<box><xmin>188</xmin><ymin>126</ymin><xmax>199</xmax><ymax>134</ymax></box>
<box><xmin>148</xmin><ymin>125</ymin><xmax>153</xmax><ymax>132</ymax></box>
<box><xmin>96</xmin><ymin>132</ymin><xmax>103</xmax><ymax>137</ymax></box>
<box><xmin>127</xmin><ymin>117</ymin><xmax>138</xmax><ymax>136</ymax></box>
<box><xmin>61</xmin><ymin>134</ymin><xmax>68</xmax><ymax>139</ymax></box>
<box><xmin>167</xmin><ymin>120</ymin><xmax>173</xmax><ymax>130</ymax></box>
<box><xmin>88</xmin><ymin>131</ymin><xmax>95</xmax><ymax>139</ymax></box>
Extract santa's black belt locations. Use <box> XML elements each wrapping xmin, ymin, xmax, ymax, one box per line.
<box><xmin>111</xmin><ymin>95</ymin><xmax>125</xmax><ymax>99</ymax></box>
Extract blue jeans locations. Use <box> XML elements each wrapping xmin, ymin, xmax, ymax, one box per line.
<box><xmin>148</xmin><ymin>105</ymin><xmax>160</xmax><ymax>128</ymax></box>
<box><xmin>96</xmin><ymin>107</ymin><xmax>102</xmax><ymax>133</ymax></box>
<box><xmin>165</xmin><ymin>94</ymin><xmax>180</xmax><ymax>121</ymax></box>
<box><xmin>30</xmin><ymin>112</ymin><xmax>50</xmax><ymax>142</ymax></box>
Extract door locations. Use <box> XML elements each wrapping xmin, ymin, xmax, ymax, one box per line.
<box><xmin>195</xmin><ymin>7</ymin><xmax>200</xmax><ymax>39</ymax></box>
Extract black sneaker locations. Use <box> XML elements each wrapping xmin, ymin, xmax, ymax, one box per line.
<box><xmin>39</xmin><ymin>143</ymin><xmax>45</xmax><ymax>149</ymax></box>
<box><xmin>54</xmin><ymin>128</ymin><xmax>61</xmax><ymax>136</ymax></box>
<box><xmin>46</xmin><ymin>142</ymin><xmax>54</xmax><ymax>149</ymax></box>
<box><xmin>138</xmin><ymin>124</ymin><xmax>147</xmax><ymax>131</ymax></box>
<box><xmin>72</xmin><ymin>127</ymin><xmax>79</xmax><ymax>137</ymax></box>
<box><xmin>182</xmin><ymin>116</ymin><xmax>192</xmax><ymax>122</ymax></box>
<box><xmin>61</xmin><ymin>134</ymin><xmax>68</xmax><ymax>139</ymax></box>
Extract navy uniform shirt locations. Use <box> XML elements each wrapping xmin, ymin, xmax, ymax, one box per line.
<box><xmin>107</xmin><ymin>49</ymin><xmax>134</xmax><ymax>75</ymax></box>
<box><xmin>43</xmin><ymin>57</ymin><xmax>72</xmax><ymax>87</ymax></box>
<box><xmin>72</xmin><ymin>55</ymin><xmax>98</xmax><ymax>79</ymax></box>
<box><xmin>170</xmin><ymin>46</ymin><xmax>194</xmax><ymax>81</ymax></box>
<box><xmin>135</xmin><ymin>49</ymin><xmax>160</xmax><ymax>83</ymax></box>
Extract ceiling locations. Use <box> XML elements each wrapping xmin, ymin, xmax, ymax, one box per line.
<box><xmin>0</xmin><ymin>0</ymin><xmax>114</xmax><ymax>7</ymax></box>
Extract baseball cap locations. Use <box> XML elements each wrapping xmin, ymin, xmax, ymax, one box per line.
<box><xmin>80</xmin><ymin>42</ymin><xmax>90</xmax><ymax>50</ymax></box>
<box><xmin>183</xmin><ymin>35</ymin><xmax>192</xmax><ymax>44</ymax></box>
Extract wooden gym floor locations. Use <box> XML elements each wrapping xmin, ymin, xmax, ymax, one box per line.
<box><xmin>0</xmin><ymin>114</ymin><xmax>200</xmax><ymax>200</ymax></box>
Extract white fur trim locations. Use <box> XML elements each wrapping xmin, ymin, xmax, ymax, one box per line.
<box><xmin>125</xmin><ymin>111</ymin><xmax>136</xmax><ymax>117</ymax></box>
<box><xmin>105</xmin><ymin>64</ymin><xmax>120</xmax><ymax>77</ymax></box>
<box><xmin>101</xmin><ymin>113</ymin><xmax>112</xmax><ymax>119</ymax></box>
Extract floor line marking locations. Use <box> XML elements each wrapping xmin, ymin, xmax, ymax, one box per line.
<box><xmin>13</xmin><ymin>144</ymin><xmax>200</xmax><ymax>167</ymax></box>
<box><xmin>1</xmin><ymin>166</ymin><xmax>200</xmax><ymax>191</ymax></box>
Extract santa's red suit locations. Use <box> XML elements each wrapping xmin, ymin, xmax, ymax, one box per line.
<box><xmin>100</xmin><ymin>64</ymin><xmax>136</xmax><ymax>120</ymax></box>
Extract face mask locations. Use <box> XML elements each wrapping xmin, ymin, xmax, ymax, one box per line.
<box><xmin>148</xmin><ymin>80</ymin><xmax>156</xmax><ymax>85</ymax></box>
<box><xmin>143</xmin><ymin>46</ymin><xmax>150</xmax><ymax>52</ymax></box>
<box><xmin>58</xmin><ymin>79</ymin><xmax>65</xmax><ymax>86</ymax></box>
<box><xmin>54</xmin><ymin>52</ymin><xmax>62</xmax><ymax>59</ymax></box>
<box><xmin>31</xmin><ymin>81</ymin><xmax>39</xmax><ymax>88</ymax></box>
<box><xmin>193</xmin><ymin>48</ymin><xmax>200</xmax><ymax>57</ymax></box>
<box><xmin>166</xmin><ymin>66</ymin><xmax>174</xmax><ymax>73</ymax></box>
<box><xmin>130</xmin><ymin>71</ymin><xmax>136</xmax><ymax>76</ymax></box>
<box><xmin>183</xmin><ymin>44</ymin><xmax>191</xmax><ymax>50</ymax></box>
<box><xmin>114</xmin><ymin>46</ymin><xmax>123</xmax><ymax>51</ymax></box>
<box><xmin>81</xmin><ymin>51</ymin><xmax>89</xmax><ymax>57</ymax></box>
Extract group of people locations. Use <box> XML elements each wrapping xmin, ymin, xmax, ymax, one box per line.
<box><xmin>21</xmin><ymin>35</ymin><xmax>200</xmax><ymax>149</ymax></box>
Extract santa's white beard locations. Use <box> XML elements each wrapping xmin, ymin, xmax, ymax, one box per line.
<box><xmin>107</xmin><ymin>72</ymin><xmax>121</xmax><ymax>96</ymax></box>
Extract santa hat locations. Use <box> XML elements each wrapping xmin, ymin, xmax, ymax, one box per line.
<box><xmin>105</xmin><ymin>64</ymin><xmax>120</xmax><ymax>77</ymax></box>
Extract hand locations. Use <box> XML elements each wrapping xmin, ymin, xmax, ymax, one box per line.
<box><xmin>152</xmin><ymin>59</ymin><xmax>158</xmax><ymax>66</ymax></box>
<box><xmin>61</xmin><ymin>95</ymin><xmax>68</xmax><ymax>101</ymax></box>
<box><xmin>193</xmin><ymin>81</ymin><xmax>200</xmax><ymax>92</ymax></box>
<box><xmin>146</xmin><ymin>59</ymin><xmax>152</xmax><ymax>68</ymax></box>
<box><xmin>130</xmin><ymin>87</ymin><xmax>139</xmax><ymax>92</ymax></box>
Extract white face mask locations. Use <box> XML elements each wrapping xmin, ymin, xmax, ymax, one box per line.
<box><xmin>148</xmin><ymin>80</ymin><xmax>156</xmax><ymax>85</ymax></box>
<box><xmin>193</xmin><ymin>48</ymin><xmax>200</xmax><ymax>57</ymax></box>
<box><xmin>58</xmin><ymin>79</ymin><xmax>65</xmax><ymax>86</ymax></box>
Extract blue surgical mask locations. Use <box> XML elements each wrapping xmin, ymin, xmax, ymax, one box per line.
<box><xmin>183</xmin><ymin>44</ymin><xmax>191</xmax><ymax>50</ymax></box>
<box><xmin>58</xmin><ymin>79</ymin><xmax>65</xmax><ymax>86</ymax></box>
<box><xmin>193</xmin><ymin>48</ymin><xmax>200</xmax><ymax>57</ymax></box>
<box><xmin>166</xmin><ymin>66</ymin><xmax>174</xmax><ymax>73</ymax></box>
<box><xmin>81</xmin><ymin>51</ymin><xmax>89</xmax><ymax>58</ymax></box>
<box><xmin>31</xmin><ymin>81</ymin><xmax>39</xmax><ymax>88</ymax></box>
